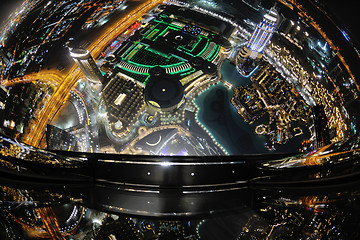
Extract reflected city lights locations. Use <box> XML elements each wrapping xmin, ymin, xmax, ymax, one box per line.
<box><xmin>0</xmin><ymin>0</ymin><xmax>360</xmax><ymax>239</ymax></box>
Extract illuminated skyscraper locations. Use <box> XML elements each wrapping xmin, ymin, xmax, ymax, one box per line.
<box><xmin>247</xmin><ymin>7</ymin><xmax>279</xmax><ymax>55</ymax></box>
<box><xmin>237</xmin><ymin>7</ymin><xmax>279</xmax><ymax>76</ymax></box>
<box><xmin>70</xmin><ymin>48</ymin><xmax>105</xmax><ymax>84</ymax></box>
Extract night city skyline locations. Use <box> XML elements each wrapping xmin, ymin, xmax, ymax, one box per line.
<box><xmin>0</xmin><ymin>0</ymin><xmax>360</xmax><ymax>239</ymax></box>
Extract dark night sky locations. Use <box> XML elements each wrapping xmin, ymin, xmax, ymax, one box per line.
<box><xmin>321</xmin><ymin>0</ymin><xmax>360</xmax><ymax>42</ymax></box>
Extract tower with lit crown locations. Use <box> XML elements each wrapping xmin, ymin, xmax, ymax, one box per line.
<box><xmin>70</xmin><ymin>48</ymin><xmax>105</xmax><ymax>84</ymax></box>
<box><xmin>237</xmin><ymin>7</ymin><xmax>279</xmax><ymax>76</ymax></box>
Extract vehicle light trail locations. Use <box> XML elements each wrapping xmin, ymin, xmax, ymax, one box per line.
<box><xmin>24</xmin><ymin>0</ymin><xmax>163</xmax><ymax>147</ymax></box>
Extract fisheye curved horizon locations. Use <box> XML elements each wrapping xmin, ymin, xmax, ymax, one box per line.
<box><xmin>1</xmin><ymin>0</ymin><xmax>359</xmax><ymax>157</ymax></box>
<box><xmin>1</xmin><ymin>0</ymin><xmax>360</xmax><ymax>239</ymax></box>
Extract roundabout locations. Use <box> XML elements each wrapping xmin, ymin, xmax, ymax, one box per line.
<box><xmin>144</xmin><ymin>68</ymin><xmax>184</xmax><ymax>112</ymax></box>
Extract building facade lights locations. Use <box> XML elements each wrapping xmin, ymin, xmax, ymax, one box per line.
<box><xmin>70</xmin><ymin>48</ymin><xmax>105</xmax><ymax>84</ymax></box>
<box><xmin>246</xmin><ymin>7</ymin><xmax>279</xmax><ymax>55</ymax></box>
<box><xmin>237</xmin><ymin>6</ymin><xmax>279</xmax><ymax>76</ymax></box>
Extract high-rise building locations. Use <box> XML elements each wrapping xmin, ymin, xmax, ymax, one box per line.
<box><xmin>46</xmin><ymin>124</ymin><xmax>79</xmax><ymax>151</ymax></box>
<box><xmin>247</xmin><ymin>7</ymin><xmax>279</xmax><ymax>55</ymax></box>
<box><xmin>237</xmin><ymin>7</ymin><xmax>279</xmax><ymax>76</ymax></box>
<box><xmin>70</xmin><ymin>48</ymin><xmax>105</xmax><ymax>84</ymax></box>
<box><xmin>312</xmin><ymin>105</ymin><xmax>331</xmax><ymax>149</ymax></box>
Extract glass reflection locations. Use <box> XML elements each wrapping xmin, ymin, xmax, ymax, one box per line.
<box><xmin>1</xmin><ymin>183</ymin><xmax>360</xmax><ymax>239</ymax></box>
